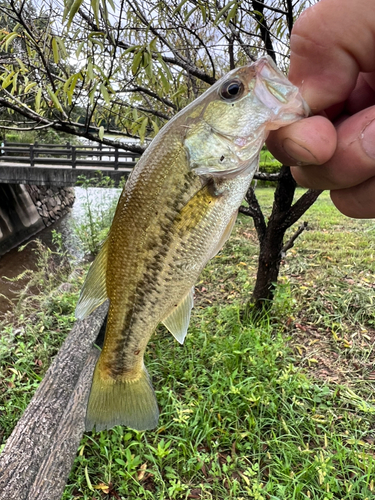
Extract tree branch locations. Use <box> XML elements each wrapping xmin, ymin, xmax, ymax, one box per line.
<box><xmin>120</xmin><ymin>86</ymin><xmax>177</xmax><ymax>110</ymax></box>
<box><xmin>0</xmin><ymin>98</ymin><xmax>146</xmax><ymax>154</ymax></box>
<box><xmin>251</xmin><ymin>0</ymin><xmax>277</xmax><ymax>62</ymax></box>
<box><xmin>281</xmin><ymin>221</ymin><xmax>308</xmax><ymax>256</ymax></box>
<box><xmin>283</xmin><ymin>188</ymin><xmax>323</xmax><ymax>229</ymax></box>
<box><xmin>253</xmin><ymin>172</ymin><xmax>280</xmax><ymax>181</ymax></box>
<box><xmin>239</xmin><ymin>186</ymin><xmax>267</xmax><ymax>242</ymax></box>
<box><xmin>77</xmin><ymin>6</ymin><xmax>216</xmax><ymax>86</ymax></box>
<box><xmin>285</xmin><ymin>0</ymin><xmax>294</xmax><ymax>36</ymax></box>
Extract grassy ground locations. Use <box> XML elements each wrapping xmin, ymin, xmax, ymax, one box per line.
<box><xmin>0</xmin><ymin>189</ymin><xmax>374</xmax><ymax>499</ymax></box>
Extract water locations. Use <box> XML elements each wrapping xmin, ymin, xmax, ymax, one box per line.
<box><xmin>0</xmin><ymin>187</ymin><xmax>121</xmax><ymax>315</ymax></box>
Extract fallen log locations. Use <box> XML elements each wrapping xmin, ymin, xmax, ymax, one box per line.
<box><xmin>0</xmin><ymin>301</ymin><xmax>108</xmax><ymax>500</ymax></box>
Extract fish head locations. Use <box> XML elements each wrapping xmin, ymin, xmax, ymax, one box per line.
<box><xmin>183</xmin><ymin>56</ymin><xmax>309</xmax><ymax>177</ymax></box>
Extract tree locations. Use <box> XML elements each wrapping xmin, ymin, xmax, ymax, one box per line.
<box><xmin>0</xmin><ymin>0</ymin><xmax>320</xmax><ymax>309</ymax></box>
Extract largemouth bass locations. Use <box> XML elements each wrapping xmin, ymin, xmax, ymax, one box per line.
<box><xmin>76</xmin><ymin>56</ymin><xmax>308</xmax><ymax>432</ymax></box>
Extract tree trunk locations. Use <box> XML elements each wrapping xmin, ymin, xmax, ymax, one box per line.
<box><xmin>251</xmin><ymin>221</ymin><xmax>286</xmax><ymax>305</ymax></box>
<box><xmin>0</xmin><ymin>302</ymin><xmax>108</xmax><ymax>500</ymax></box>
<box><xmin>240</xmin><ymin>166</ymin><xmax>322</xmax><ymax>312</ymax></box>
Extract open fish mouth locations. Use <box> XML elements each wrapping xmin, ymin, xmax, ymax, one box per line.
<box><xmin>253</xmin><ymin>56</ymin><xmax>310</xmax><ymax>122</ymax></box>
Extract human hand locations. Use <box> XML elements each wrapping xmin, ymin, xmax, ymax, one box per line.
<box><xmin>267</xmin><ymin>0</ymin><xmax>375</xmax><ymax>218</ymax></box>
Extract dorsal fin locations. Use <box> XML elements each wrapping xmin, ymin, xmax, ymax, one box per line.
<box><xmin>75</xmin><ymin>238</ymin><xmax>109</xmax><ymax>320</ymax></box>
<box><xmin>162</xmin><ymin>287</ymin><xmax>194</xmax><ymax>344</ymax></box>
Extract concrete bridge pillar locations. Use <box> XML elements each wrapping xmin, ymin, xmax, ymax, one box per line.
<box><xmin>0</xmin><ymin>184</ymin><xmax>75</xmax><ymax>256</ymax></box>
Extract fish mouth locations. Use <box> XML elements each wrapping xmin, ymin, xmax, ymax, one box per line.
<box><xmin>253</xmin><ymin>56</ymin><xmax>310</xmax><ymax>123</ymax></box>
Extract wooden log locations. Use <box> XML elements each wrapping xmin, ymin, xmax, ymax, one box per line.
<box><xmin>0</xmin><ymin>302</ymin><xmax>108</xmax><ymax>500</ymax></box>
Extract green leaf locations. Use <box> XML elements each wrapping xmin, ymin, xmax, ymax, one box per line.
<box><xmin>159</xmin><ymin>57</ymin><xmax>173</xmax><ymax>82</ymax></box>
<box><xmin>199</xmin><ymin>3</ymin><xmax>207</xmax><ymax>23</ymax></box>
<box><xmin>15</xmin><ymin>57</ymin><xmax>27</xmax><ymax>73</ymax></box>
<box><xmin>106</xmin><ymin>0</ymin><xmax>115</xmax><ymax>11</ymax></box>
<box><xmin>184</xmin><ymin>5</ymin><xmax>198</xmax><ymax>22</ymax></box>
<box><xmin>89</xmin><ymin>83</ymin><xmax>98</xmax><ymax>105</ymax></box>
<box><xmin>56</xmin><ymin>36</ymin><xmax>68</xmax><ymax>59</ymax></box>
<box><xmin>115</xmin><ymin>458</ymin><xmax>126</xmax><ymax>466</ymax></box>
<box><xmin>151</xmin><ymin>120</ymin><xmax>159</xmax><ymax>136</ymax></box>
<box><xmin>87</xmin><ymin>61</ymin><xmax>94</xmax><ymax>81</ymax></box>
<box><xmin>100</xmin><ymin>83</ymin><xmax>110</xmax><ymax>104</ymax></box>
<box><xmin>63</xmin><ymin>0</ymin><xmax>75</xmax><ymax>23</ymax></box>
<box><xmin>226</xmin><ymin>2</ymin><xmax>238</xmax><ymax>25</ymax></box>
<box><xmin>91</xmin><ymin>0</ymin><xmax>100</xmax><ymax>25</ymax></box>
<box><xmin>214</xmin><ymin>1</ymin><xmax>235</xmax><ymax>24</ymax></box>
<box><xmin>144</xmin><ymin>60</ymin><xmax>153</xmax><ymax>79</ymax></box>
<box><xmin>139</xmin><ymin>117</ymin><xmax>148</xmax><ymax>144</ymax></box>
<box><xmin>84</xmin><ymin>465</ymin><xmax>94</xmax><ymax>491</ymax></box>
<box><xmin>66</xmin><ymin>73</ymin><xmax>80</xmax><ymax>105</ymax></box>
<box><xmin>131</xmin><ymin>51</ymin><xmax>143</xmax><ymax>75</ymax></box>
<box><xmin>4</xmin><ymin>33</ymin><xmax>18</xmax><ymax>51</ymax></box>
<box><xmin>35</xmin><ymin>87</ymin><xmax>42</xmax><ymax>112</ymax></box>
<box><xmin>2</xmin><ymin>71</ymin><xmax>14</xmax><ymax>89</ymax></box>
<box><xmin>67</xmin><ymin>0</ymin><xmax>84</xmax><ymax>29</ymax></box>
<box><xmin>47</xmin><ymin>86</ymin><xmax>63</xmax><ymax>112</ymax></box>
<box><xmin>52</xmin><ymin>38</ymin><xmax>59</xmax><ymax>64</ymax></box>
<box><xmin>98</xmin><ymin>125</ymin><xmax>104</xmax><ymax>140</ymax></box>
<box><xmin>63</xmin><ymin>74</ymin><xmax>75</xmax><ymax>93</ymax></box>
<box><xmin>122</xmin><ymin>44</ymin><xmax>138</xmax><ymax>55</ymax></box>
<box><xmin>149</xmin><ymin>37</ymin><xmax>158</xmax><ymax>52</ymax></box>
<box><xmin>158</xmin><ymin>67</ymin><xmax>170</xmax><ymax>93</ymax></box>
<box><xmin>12</xmin><ymin>72</ymin><xmax>18</xmax><ymax>93</ymax></box>
<box><xmin>24</xmin><ymin>81</ymin><xmax>37</xmax><ymax>93</ymax></box>
<box><xmin>172</xmin><ymin>0</ymin><xmax>189</xmax><ymax>15</ymax></box>
<box><xmin>76</xmin><ymin>40</ymin><xmax>85</xmax><ymax>58</ymax></box>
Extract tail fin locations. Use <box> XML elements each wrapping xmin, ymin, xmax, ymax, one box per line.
<box><xmin>85</xmin><ymin>362</ymin><xmax>159</xmax><ymax>432</ymax></box>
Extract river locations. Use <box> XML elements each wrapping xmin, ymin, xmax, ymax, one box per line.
<box><xmin>0</xmin><ymin>187</ymin><xmax>121</xmax><ymax>315</ymax></box>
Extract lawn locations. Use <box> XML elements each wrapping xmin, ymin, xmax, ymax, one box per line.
<box><xmin>0</xmin><ymin>188</ymin><xmax>374</xmax><ymax>500</ymax></box>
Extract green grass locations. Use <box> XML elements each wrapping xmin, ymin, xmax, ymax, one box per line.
<box><xmin>1</xmin><ymin>189</ymin><xmax>374</xmax><ymax>499</ymax></box>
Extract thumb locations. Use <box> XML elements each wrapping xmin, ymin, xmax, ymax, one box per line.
<box><xmin>289</xmin><ymin>0</ymin><xmax>375</xmax><ymax>112</ymax></box>
<box><xmin>291</xmin><ymin>106</ymin><xmax>375</xmax><ymax>190</ymax></box>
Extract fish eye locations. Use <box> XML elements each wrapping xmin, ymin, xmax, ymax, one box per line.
<box><xmin>220</xmin><ymin>79</ymin><xmax>244</xmax><ymax>101</ymax></box>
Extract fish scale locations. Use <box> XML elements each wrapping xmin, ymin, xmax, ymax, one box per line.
<box><xmin>75</xmin><ymin>56</ymin><xmax>308</xmax><ymax>431</ymax></box>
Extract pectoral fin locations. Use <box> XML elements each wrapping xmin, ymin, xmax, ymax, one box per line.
<box><xmin>75</xmin><ymin>238</ymin><xmax>109</xmax><ymax>320</ymax></box>
<box><xmin>162</xmin><ymin>287</ymin><xmax>194</xmax><ymax>344</ymax></box>
<box><xmin>208</xmin><ymin>211</ymin><xmax>237</xmax><ymax>260</ymax></box>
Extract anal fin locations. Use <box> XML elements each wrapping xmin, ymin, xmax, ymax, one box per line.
<box><xmin>162</xmin><ymin>287</ymin><xmax>194</xmax><ymax>344</ymax></box>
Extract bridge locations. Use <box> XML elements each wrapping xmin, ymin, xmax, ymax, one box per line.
<box><xmin>0</xmin><ymin>141</ymin><xmax>141</xmax><ymax>186</ymax></box>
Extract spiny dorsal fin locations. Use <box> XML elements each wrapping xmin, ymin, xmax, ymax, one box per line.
<box><xmin>75</xmin><ymin>238</ymin><xmax>109</xmax><ymax>320</ymax></box>
<box><xmin>162</xmin><ymin>287</ymin><xmax>194</xmax><ymax>344</ymax></box>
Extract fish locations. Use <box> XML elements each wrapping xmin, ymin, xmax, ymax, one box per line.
<box><xmin>75</xmin><ymin>56</ymin><xmax>309</xmax><ymax>432</ymax></box>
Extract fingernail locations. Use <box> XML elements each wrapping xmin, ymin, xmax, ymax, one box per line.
<box><xmin>361</xmin><ymin>119</ymin><xmax>375</xmax><ymax>159</ymax></box>
<box><xmin>282</xmin><ymin>138</ymin><xmax>319</xmax><ymax>165</ymax></box>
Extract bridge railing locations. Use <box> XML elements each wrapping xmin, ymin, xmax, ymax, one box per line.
<box><xmin>0</xmin><ymin>141</ymin><xmax>141</xmax><ymax>170</ymax></box>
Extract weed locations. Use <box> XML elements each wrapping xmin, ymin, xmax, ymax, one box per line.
<box><xmin>73</xmin><ymin>172</ymin><xmax>123</xmax><ymax>255</ymax></box>
<box><xmin>0</xmin><ymin>189</ymin><xmax>374</xmax><ymax>499</ymax></box>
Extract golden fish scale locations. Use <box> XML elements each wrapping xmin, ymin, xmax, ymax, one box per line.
<box><xmin>98</xmin><ymin>128</ymin><xmax>253</xmax><ymax>381</ymax></box>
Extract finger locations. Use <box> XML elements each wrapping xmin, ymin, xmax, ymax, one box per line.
<box><xmin>330</xmin><ymin>176</ymin><xmax>375</xmax><ymax>218</ymax></box>
<box><xmin>267</xmin><ymin>115</ymin><xmax>337</xmax><ymax>166</ymax></box>
<box><xmin>289</xmin><ymin>0</ymin><xmax>375</xmax><ymax>112</ymax></box>
<box><xmin>291</xmin><ymin>107</ymin><xmax>375</xmax><ymax>190</ymax></box>
<box><xmin>346</xmin><ymin>73</ymin><xmax>375</xmax><ymax>115</ymax></box>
